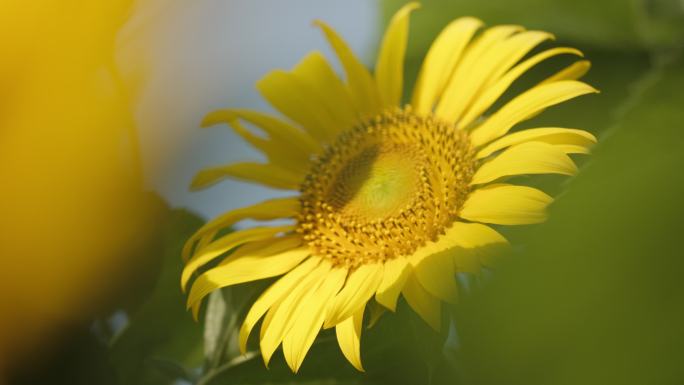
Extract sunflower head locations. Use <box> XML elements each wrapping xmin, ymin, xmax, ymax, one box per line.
<box><xmin>182</xmin><ymin>2</ymin><xmax>597</xmax><ymax>373</ymax></box>
<box><xmin>298</xmin><ymin>108</ymin><xmax>476</xmax><ymax>269</ymax></box>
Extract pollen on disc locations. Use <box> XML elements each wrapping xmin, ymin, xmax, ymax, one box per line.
<box><xmin>297</xmin><ymin>108</ymin><xmax>476</xmax><ymax>269</ymax></box>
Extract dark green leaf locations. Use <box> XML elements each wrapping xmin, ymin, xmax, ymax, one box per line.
<box><xmin>455</xmin><ymin>52</ymin><xmax>684</xmax><ymax>385</ymax></box>
<box><xmin>109</xmin><ymin>209</ymin><xmax>205</xmax><ymax>385</ymax></box>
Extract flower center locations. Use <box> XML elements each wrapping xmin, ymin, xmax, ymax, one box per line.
<box><xmin>297</xmin><ymin>108</ymin><xmax>476</xmax><ymax>268</ymax></box>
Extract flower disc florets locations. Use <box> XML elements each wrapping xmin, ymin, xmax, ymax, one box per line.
<box><xmin>297</xmin><ymin>108</ymin><xmax>476</xmax><ymax>268</ymax></box>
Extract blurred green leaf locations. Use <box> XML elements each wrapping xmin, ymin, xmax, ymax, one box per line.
<box><xmin>455</xmin><ymin>52</ymin><xmax>684</xmax><ymax>385</ymax></box>
<box><xmin>204</xmin><ymin>290</ymin><xmax>228</xmax><ymax>366</ymax></box>
<box><xmin>109</xmin><ymin>209</ymin><xmax>205</xmax><ymax>385</ymax></box>
<box><xmin>383</xmin><ymin>0</ymin><xmax>684</xmax><ymax>52</ymax></box>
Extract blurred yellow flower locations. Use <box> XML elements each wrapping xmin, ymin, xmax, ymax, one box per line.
<box><xmin>183</xmin><ymin>2</ymin><xmax>597</xmax><ymax>373</ymax></box>
<box><xmin>0</xmin><ymin>0</ymin><xmax>160</xmax><ymax>374</ymax></box>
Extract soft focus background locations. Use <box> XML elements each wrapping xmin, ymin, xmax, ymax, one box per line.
<box><xmin>1</xmin><ymin>0</ymin><xmax>683</xmax><ymax>384</ymax></box>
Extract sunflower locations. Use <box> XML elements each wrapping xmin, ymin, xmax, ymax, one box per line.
<box><xmin>182</xmin><ymin>2</ymin><xmax>597</xmax><ymax>373</ymax></box>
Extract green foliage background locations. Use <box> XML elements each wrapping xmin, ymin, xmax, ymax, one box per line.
<box><xmin>11</xmin><ymin>1</ymin><xmax>684</xmax><ymax>384</ymax></box>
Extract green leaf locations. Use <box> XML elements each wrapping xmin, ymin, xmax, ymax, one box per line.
<box><xmin>454</xmin><ymin>52</ymin><xmax>684</xmax><ymax>385</ymax></box>
<box><xmin>109</xmin><ymin>209</ymin><xmax>205</xmax><ymax>385</ymax></box>
<box><xmin>204</xmin><ymin>290</ymin><xmax>229</xmax><ymax>366</ymax></box>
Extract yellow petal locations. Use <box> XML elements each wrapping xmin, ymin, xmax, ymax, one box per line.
<box><xmin>183</xmin><ymin>197</ymin><xmax>300</xmax><ymax>261</ymax></box>
<box><xmin>336</xmin><ymin>306</ymin><xmax>365</xmax><ymax>372</ymax></box>
<box><xmin>291</xmin><ymin>52</ymin><xmax>358</xmax><ymax>135</ymax></box>
<box><xmin>410</xmin><ymin>221</ymin><xmax>508</xmax><ymax>269</ymax></box>
<box><xmin>408</xmin><ymin>223</ymin><xmax>507</xmax><ymax>295</ymax></box>
<box><xmin>522</xmin><ymin>61</ymin><xmax>593</xmax><ymax>121</ymax></box>
<box><xmin>448</xmin><ymin>222</ymin><xmax>509</xmax><ymax>248</ymax></box>
<box><xmin>203</xmin><ymin>109</ymin><xmax>320</xmax><ymax>155</ymax></box>
<box><xmin>409</xmin><ymin>221</ymin><xmax>508</xmax><ymax>272</ymax></box>
<box><xmin>460</xmin><ymin>184</ymin><xmax>552</xmax><ymax>225</ymax></box>
<box><xmin>471</xmin><ymin>141</ymin><xmax>578</xmax><ymax>185</ymax></box>
<box><xmin>459</xmin><ymin>47</ymin><xmax>583</xmax><ymax>128</ymax></box>
<box><xmin>435</xmin><ymin>25</ymin><xmax>523</xmax><ymax>122</ymax></box>
<box><xmin>470</xmin><ymin>80</ymin><xmax>598</xmax><ymax>147</ymax></box>
<box><xmin>411</xmin><ymin>17</ymin><xmax>482</xmax><ymax>114</ymax></box>
<box><xmin>556</xmin><ymin>144</ymin><xmax>591</xmax><ymax>154</ymax></box>
<box><xmin>439</xmin><ymin>30</ymin><xmax>554</xmax><ymax>125</ymax></box>
<box><xmin>540</xmin><ymin>60</ymin><xmax>591</xmax><ymax>85</ymax></box>
<box><xmin>482</xmin><ymin>31</ymin><xmax>556</xmax><ymax>88</ymax></box>
<box><xmin>260</xmin><ymin>261</ymin><xmax>330</xmax><ymax>366</ymax></box>
<box><xmin>402</xmin><ymin>272</ymin><xmax>442</xmax><ymax>331</ymax></box>
<box><xmin>181</xmin><ymin>225</ymin><xmax>294</xmax><ymax>290</ymax></box>
<box><xmin>375</xmin><ymin>2</ymin><xmax>420</xmax><ymax>107</ymax></box>
<box><xmin>413</xmin><ymin>251</ymin><xmax>459</xmax><ymax>304</ymax></box>
<box><xmin>256</xmin><ymin>70</ymin><xmax>339</xmax><ymax>142</ymax></box>
<box><xmin>194</xmin><ymin>231</ymin><xmax>218</xmax><ymax>257</ymax></box>
<box><xmin>375</xmin><ymin>257</ymin><xmax>410</xmax><ymax>312</ymax></box>
<box><xmin>445</xmin><ymin>222</ymin><xmax>509</xmax><ymax>270</ymax></box>
<box><xmin>238</xmin><ymin>257</ymin><xmax>320</xmax><ymax>354</ymax></box>
<box><xmin>190</xmin><ymin>162</ymin><xmax>302</xmax><ymax>190</ymax></box>
<box><xmin>214</xmin><ymin>235</ymin><xmax>302</xmax><ymax>267</ymax></box>
<box><xmin>314</xmin><ymin>20</ymin><xmax>381</xmax><ymax>117</ymax></box>
<box><xmin>477</xmin><ymin>127</ymin><xmax>597</xmax><ymax>158</ymax></box>
<box><xmin>185</xmin><ymin>239</ymin><xmax>308</xmax><ymax>313</ymax></box>
<box><xmin>225</xmin><ymin>119</ymin><xmax>310</xmax><ymax>174</ymax></box>
<box><xmin>325</xmin><ymin>263</ymin><xmax>383</xmax><ymax>328</ymax></box>
<box><xmin>283</xmin><ymin>267</ymin><xmax>347</xmax><ymax>373</ymax></box>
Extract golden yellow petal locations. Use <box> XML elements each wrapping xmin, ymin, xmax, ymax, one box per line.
<box><xmin>194</xmin><ymin>231</ymin><xmax>218</xmax><ymax>258</ymax></box>
<box><xmin>375</xmin><ymin>2</ymin><xmax>420</xmax><ymax>107</ymax></box>
<box><xmin>336</xmin><ymin>306</ymin><xmax>365</xmax><ymax>372</ymax></box>
<box><xmin>471</xmin><ymin>141</ymin><xmax>578</xmax><ymax>185</ymax></box>
<box><xmin>324</xmin><ymin>263</ymin><xmax>383</xmax><ymax>328</ymax></box>
<box><xmin>181</xmin><ymin>225</ymin><xmax>294</xmax><ymax>291</ymax></box>
<box><xmin>185</xmin><ymin>238</ymin><xmax>308</xmax><ymax>314</ymax></box>
<box><xmin>460</xmin><ymin>184</ymin><xmax>552</xmax><ymax>225</ymax></box>
<box><xmin>259</xmin><ymin>260</ymin><xmax>330</xmax><ymax>366</ymax></box>
<box><xmin>239</xmin><ymin>257</ymin><xmax>320</xmax><ymax>354</ymax></box>
<box><xmin>470</xmin><ymin>80</ymin><xmax>598</xmax><ymax>147</ymax></box>
<box><xmin>375</xmin><ymin>257</ymin><xmax>410</xmax><ymax>312</ymax></box>
<box><xmin>256</xmin><ymin>69</ymin><xmax>339</xmax><ymax>142</ymax></box>
<box><xmin>190</xmin><ymin>162</ymin><xmax>303</xmax><ymax>190</ymax></box>
<box><xmin>435</xmin><ymin>24</ymin><xmax>523</xmax><ymax>121</ymax></box>
<box><xmin>438</xmin><ymin>30</ymin><xmax>554</xmax><ymax>124</ymax></box>
<box><xmin>183</xmin><ymin>197</ymin><xmax>300</xmax><ymax>261</ymax></box>
<box><xmin>413</xmin><ymin>251</ymin><xmax>459</xmax><ymax>304</ymax></box>
<box><xmin>291</xmin><ymin>52</ymin><xmax>358</xmax><ymax>136</ymax></box>
<box><xmin>203</xmin><ymin>108</ymin><xmax>321</xmax><ymax>155</ymax></box>
<box><xmin>411</xmin><ymin>17</ymin><xmax>482</xmax><ymax>114</ymax></box>
<box><xmin>445</xmin><ymin>222</ymin><xmax>509</xmax><ymax>270</ymax></box>
<box><xmin>540</xmin><ymin>60</ymin><xmax>592</xmax><ymax>85</ymax></box>
<box><xmin>482</xmin><ymin>31</ymin><xmax>556</xmax><ymax>88</ymax></box>
<box><xmin>556</xmin><ymin>144</ymin><xmax>591</xmax><ymax>154</ymax></box>
<box><xmin>283</xmin><ymin>267</ymin><xmax>347</xmax><ymax>373</ymax></box>
<box><xmin>477</xmin><ymin>127</ymin><xmax>597</xmax><ymax>158</ymax></box>
<box><xmin>314</xmin><ymin>20</ymin><xmax>382</xmax><ymax>118</ymax></box>
<box><xmin>522</xmin><ymin>61</ymin><xmax>593</xmax><ymax>121</ymax></box>
<box><xmin>226</xmin><ymin>119</ymin><xmax>310</xmax><ymax>174</ymax></box>
<box><xmin>459</xmin><ymin>47</ymin><xmax>583</xmax><ymax>128</ymax></box>
<box><xmin>402</xmin><ymin>272</ymin><xmax>442</xmax><ymax>331</ymax></box>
